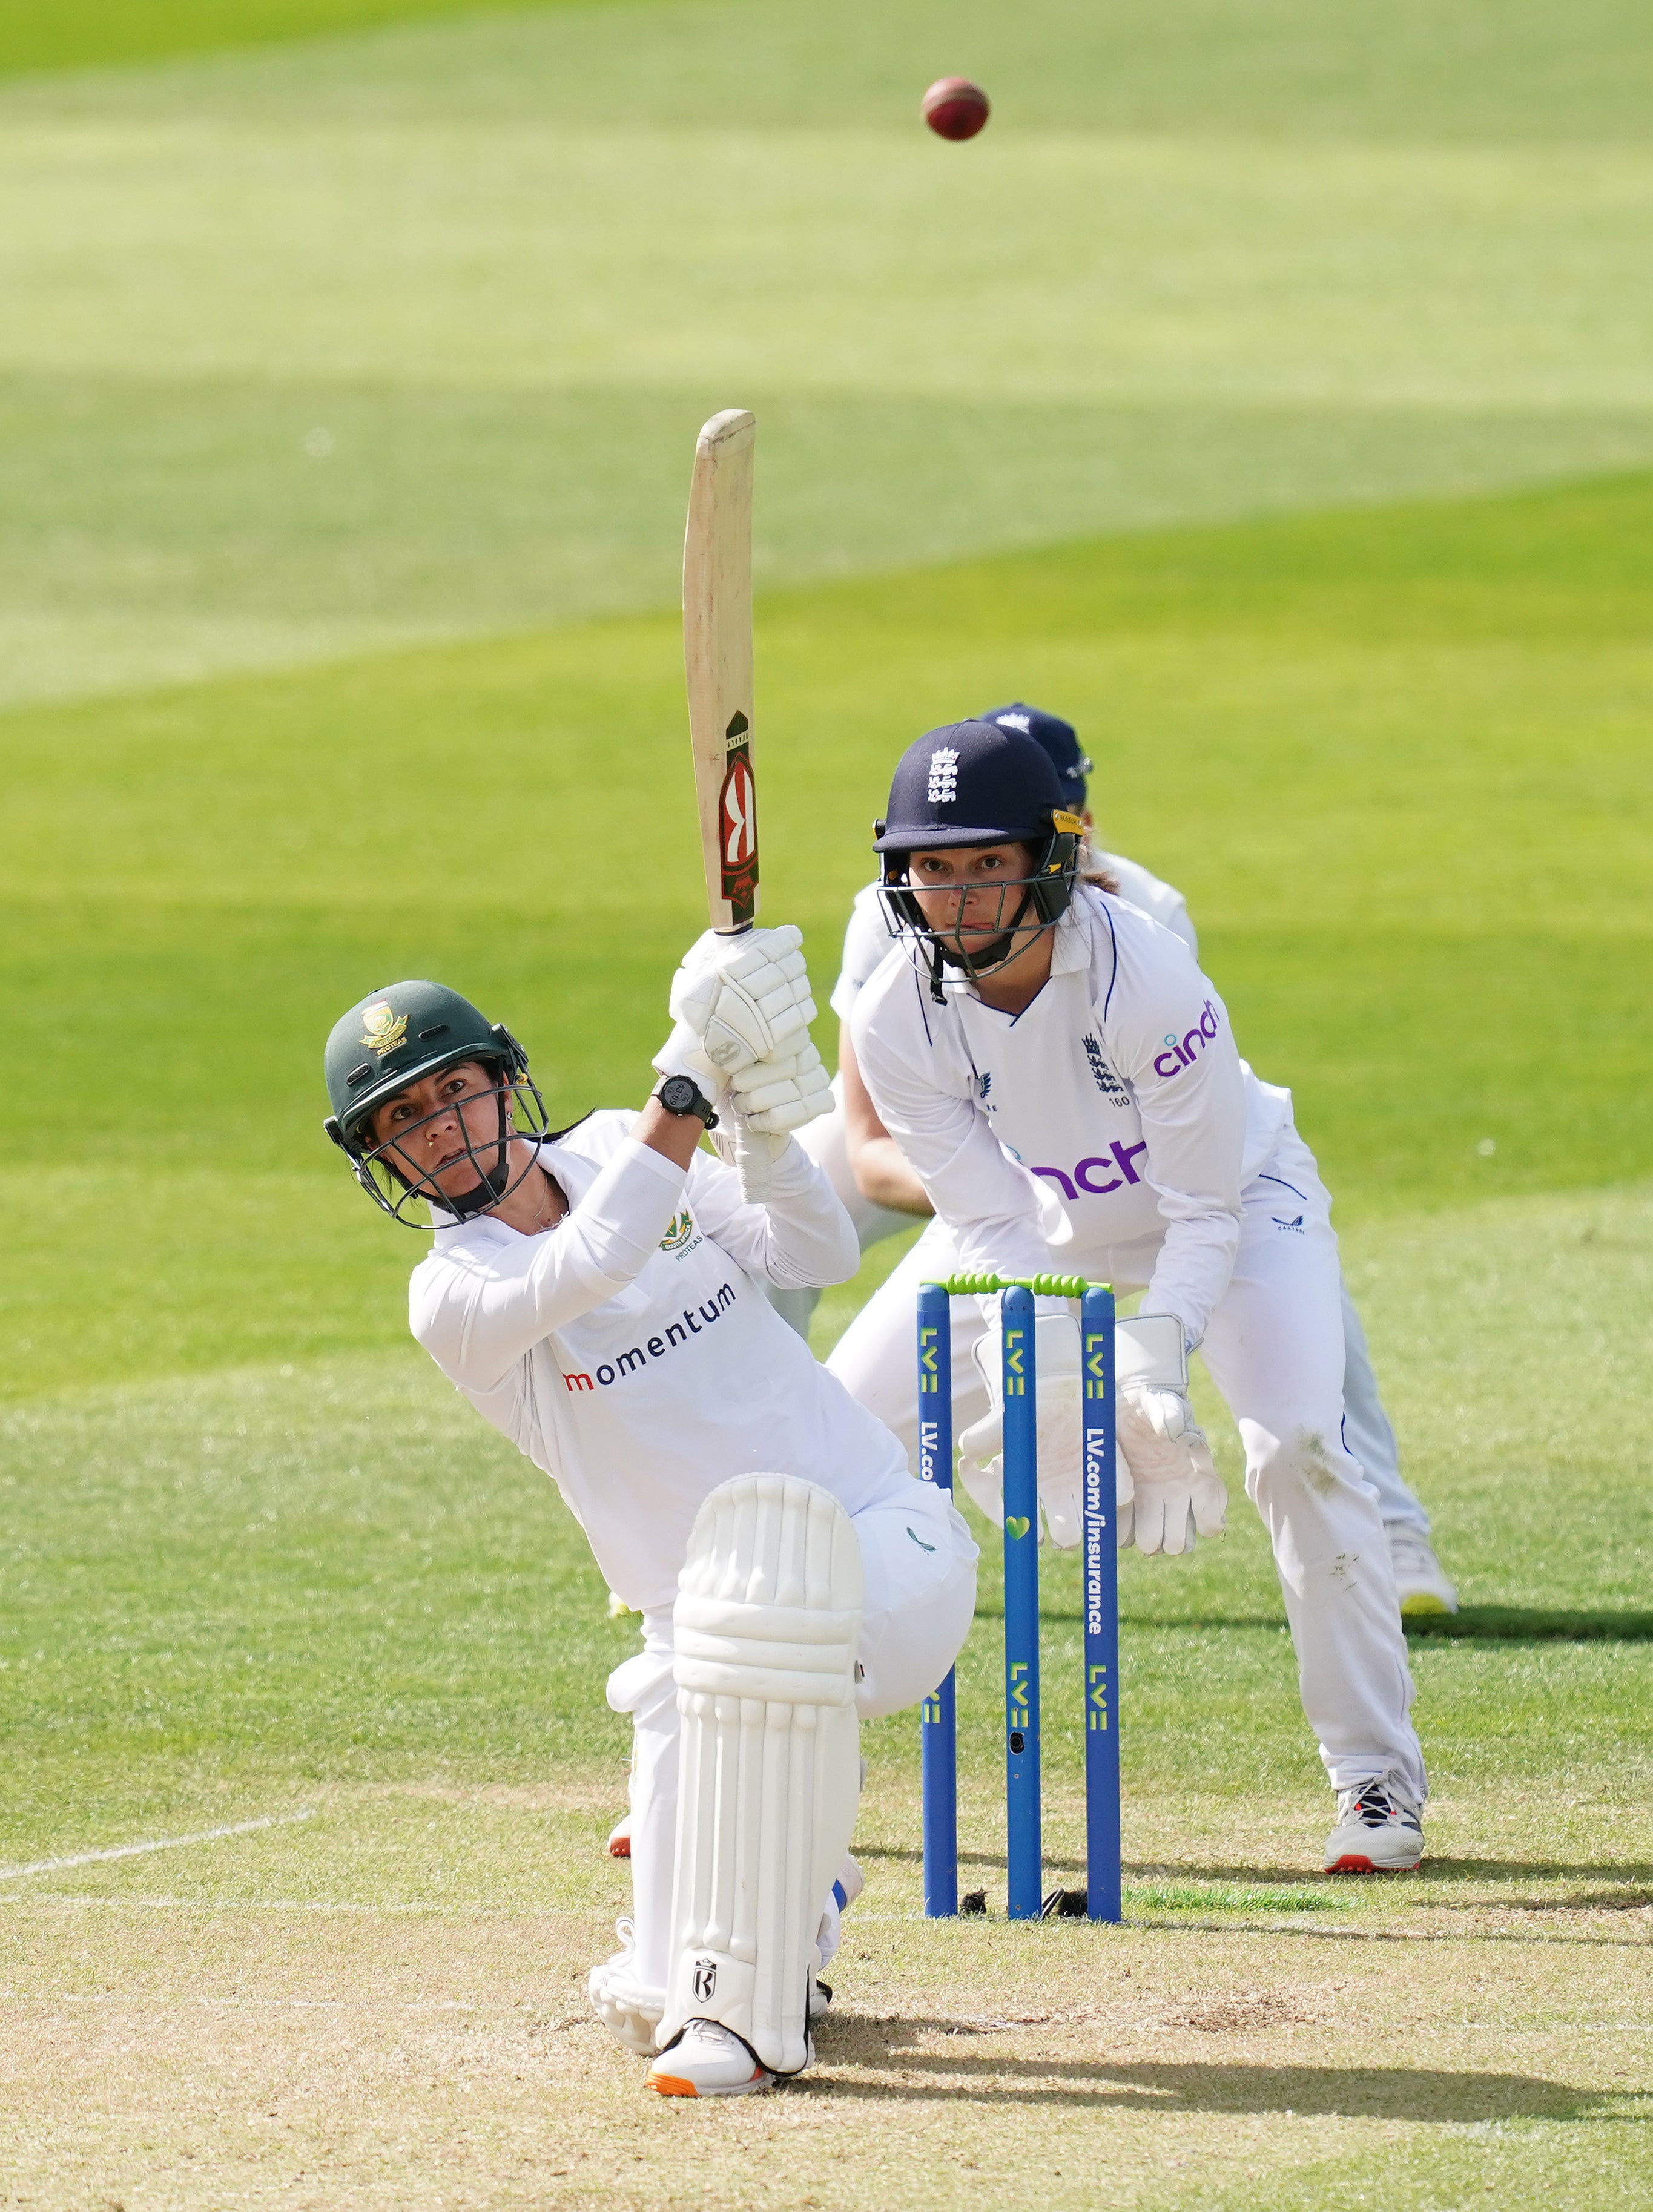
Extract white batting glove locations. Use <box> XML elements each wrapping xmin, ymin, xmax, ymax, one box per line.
<box><xmin>670</xmin><ymin>924</ymin><xmax>816</xmax><ymax>1076</ymax></box>
<box><xmin>955</xmin><ymin>1314</ymin><xmax>1127</xmax><ymax>1552</ymax></box>
<box><xmin>725</xmin><ymin>1039</ymin><xmax>835</xmax><ymax>1133</ymax></box>
<box><xmin>1115</xmin><ymin>1314</ymin><xmax>1227</xmax><ymax>1557</ymax></box>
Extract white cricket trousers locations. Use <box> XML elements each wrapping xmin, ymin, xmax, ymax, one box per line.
<box><xmin>605</xmin><ymin>1475</ymin><xmax>978</xmax><ymax>2000</ymax></box>
<box><xmin>826</xmin><ymin>1127</ymin><xmax>1425</xmax><ymax>1800</ymax></box>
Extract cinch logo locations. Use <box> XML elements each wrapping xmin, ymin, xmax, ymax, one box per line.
<box><xmin>1153</xmin><ymin>999</ymin><xmax>1221</xmax><ymax>1081</ymax></box>
<box><xmin>561</xmin><ymin>1282</ymin><xmax>737</xmax><ymax>1391</ymax></box>
<box><xmin>1032</xmin><ymin>1139</ymin><xmax>1147</xmax><ymax>1202</ymax></box>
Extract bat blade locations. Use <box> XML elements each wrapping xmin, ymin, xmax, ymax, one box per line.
<box><xmin>683</xmin><ymin>407</ymin><xmax>757</xmax><ymax>935</ymax></box>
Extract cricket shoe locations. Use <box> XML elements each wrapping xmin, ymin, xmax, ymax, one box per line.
<box><xmin>1387</xmin><ymin>1529</ymin><xmax>1459</xmax><ymax>1616</ymax></box>
<box><xmin>1324</xmin><ymin>1772</ymin><xmax>1425</xmax><ymax>1874</ymax></box>
<box><xmin>587</xmin><ymin>1919</ymin><xmax>664</xmax><ymax>2055</ymax></box>
<box><xmin>646</xmin><ymin>2019</ymin><xmax>778</xmax><ymax>2098</ymax></box>
<box><xmin>605</xmin><ymin>1814</ymin><xmax>632</xmax><ymax>1858</ymax></box>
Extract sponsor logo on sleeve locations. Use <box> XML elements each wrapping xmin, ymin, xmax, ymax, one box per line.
<box><xmin>1152</xmin><ymin>1000</ymin><xmax>1221</xmax><ymax>1080</ymax></box>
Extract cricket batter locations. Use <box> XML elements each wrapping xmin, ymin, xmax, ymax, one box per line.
<box><xmin>839</xmin><ymin>718</ymin><xmax>1427</xmax><ymax>1872</ymax></box>
<box><xmin>321</xmin><ymin>929</ymin><xmax>977</xmax><ymax>2095</ymax></box>
<box><xmin>797</xmin><ymin>703</ymin><xmax>1456</xmax><ymax>1618</ymax></box>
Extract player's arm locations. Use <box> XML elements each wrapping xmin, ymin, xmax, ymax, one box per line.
<box><xmin>849</xmin><ymin>986</ymin><xmax>1051</xmax><ymax>1284</ymax></box>
<box><xmin>411</xmin><ymin>1134</ymin><xmax>693</xmax><ymax>1391</ymax></box>
<box><xmin>1104</xmin><ymin>955</ymin><xmax>1247</xmax><ymax>1349</ymax></box>
<box><xmin>683</xmin><ymin>1133</ymin><xmax>859</xmax><ymax>1291</ymax></box>
<box><xmin>839</xmin><ymin>1026</ymin><xmax>932</xmax><ymax>1217</ymax></box>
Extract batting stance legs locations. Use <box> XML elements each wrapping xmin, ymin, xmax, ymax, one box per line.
<box><xmin>592</xmin><ymin>1472</ymin><xmax>975</xmax><ymax>2093</ymax></box>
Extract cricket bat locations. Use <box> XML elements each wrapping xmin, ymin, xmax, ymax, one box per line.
<box><xmin>682</xmin><ymin>407</ymin><xmax>776</xmax><ymax>1197</ymax></box>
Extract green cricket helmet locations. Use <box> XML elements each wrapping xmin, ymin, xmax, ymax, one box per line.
<box><xmin>322</xmin><ymin>979</ymin><xmax>548</xmax><ymax>1226</ymax></box>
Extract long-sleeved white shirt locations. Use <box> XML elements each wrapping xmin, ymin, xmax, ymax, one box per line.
<box><xmin>408</xmin><ymin>1111</ymin><xmax>908</xmax><ymax>1610</ymax></box>
<box><xmin>849</xmin><ymin>887</ymin><xmax>1292</xmax><ymax>1345</ymax></box>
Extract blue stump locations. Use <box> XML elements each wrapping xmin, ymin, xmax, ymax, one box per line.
<box><xmin>1001</xmin><ymin>1285</ymin><xmax>1043</xmax><ymax>1919</ymax></box>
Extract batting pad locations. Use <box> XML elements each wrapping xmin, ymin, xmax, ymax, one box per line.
<box><xmin>659</xmin><ymin>1473</ymin><xmax>864</xmax><ymax>2076</ymax></box>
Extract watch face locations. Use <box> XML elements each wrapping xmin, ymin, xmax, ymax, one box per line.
<box><xmin>660</xmin><ymin>1076</ymin><xmax>695</xmax><ymax>1112</ymax></box>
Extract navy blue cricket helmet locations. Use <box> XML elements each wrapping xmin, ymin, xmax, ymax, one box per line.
<box><xmin>873</xmin><ymin>719</ymin><xmax>1085</xmax><ymax>998</ymax></box>
<box><xmin>979</xmin><ymin>702</ymin><xmax>1092</xmax><ymax>814</ymax></box>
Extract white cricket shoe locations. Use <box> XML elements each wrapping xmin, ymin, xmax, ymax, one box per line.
<box><xmin>646</xmin><ymin>2019</ymin><xmax>777</xmax><ymax>2098</ymax></box>
<box><xmin>587</xmin><ymin>1920</ymin><xmax>664</xmax><ymax>2055</ymax></box>
<box><xmin>1324</xmin><ymin>1771</ymin><xmax>1425</xmax><ymax>1874</ymax></box>
<box><xmin>1387</xmin><ymin>1529</ymin><xmax>1459</xmax><ymax>1615</ymax></box>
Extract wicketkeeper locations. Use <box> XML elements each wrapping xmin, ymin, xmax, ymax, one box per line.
<box><xmin>321</xmin><ymin>928</ymin><xmax>977</xmax><ymax>2096</ymax></box>
<box><xmin>838</xmin><ymin>717</ymin><xmax>1428</xmax><ymax>1874</ymax></box>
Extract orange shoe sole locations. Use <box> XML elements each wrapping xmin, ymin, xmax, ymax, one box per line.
<box><xmin>1325</xmin><ymin>1853</ymin><xmax>1422</xmax><ymax>1874</ymax></box>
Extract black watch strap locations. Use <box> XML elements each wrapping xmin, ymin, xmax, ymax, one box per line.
<box><xmin>656</xmin><ymin>1074</ymin><xmax>719</xmax><ymax>1128</ymax></box>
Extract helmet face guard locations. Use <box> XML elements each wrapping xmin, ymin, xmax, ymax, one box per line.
<box><xmin>334</xmin><ymin>1059</ymin><xmax>551</xmax><ymax>1228</ymax></box>
<box><xmin>323</xmin><ymin>981</ymin><xmax>551</xmax><ymax>1229</ymax></box>
<box><xmin>877</xmin><ymin>825</ymin><xmax>1082</xmax><ymax>1002</ymax></box>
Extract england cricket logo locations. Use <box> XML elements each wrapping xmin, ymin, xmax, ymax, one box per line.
<box><xmin>718</xmin><ymin>711</ymin><xmax>758</xmax><ymax>924</ymax></box>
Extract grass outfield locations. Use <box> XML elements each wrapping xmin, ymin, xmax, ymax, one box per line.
<box><xmin>5</xmin><ymin>0</ymin><xmax>1653</xmax><ymax>2201</ymax></box>
<box><xmin>7</xmin><ymin>0</ymin><xmax>1653</xmax><ymax>706</ymax></box>
<box><xmin>3</xmin><ymin>475</ymin><xmax>1652</xmax><ymax>2204</ymax></box>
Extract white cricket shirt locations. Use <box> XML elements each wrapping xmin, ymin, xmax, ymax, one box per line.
<box><xmin>849</xmin><ymin>886</ymin><xmax>1292</xmax><ymax>1346</ymax></box>
<box><xmin>408</xmin><ymin>1113</ymin><xmax>910</xmax><ymax>1611</ymax></box>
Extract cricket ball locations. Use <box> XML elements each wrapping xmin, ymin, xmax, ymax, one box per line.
<box><xmin>922</xmin><ymin>76</ymin><xmax>990</xmax><ymax>142</ymax></box>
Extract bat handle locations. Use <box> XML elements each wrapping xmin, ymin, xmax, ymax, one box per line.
<box><xmin>736</xmin><ymin>1125</ymin><xmax>780</xmax><ymax>1204</ymax></box>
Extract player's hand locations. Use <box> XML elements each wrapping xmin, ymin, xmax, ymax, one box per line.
<box><xmin>670</xmin><ymin>925</ymin><xmax>816</xmax><ymax>1075</ymax></box>
<box><xmin>725</xmin><ymin>1040</ymin><xmax>834</xmax><ymax>1133</ymax></box>
<box><xmin>1115</xmin><ymin>1314</ymin><xmax>1227</xmax><ymax>1556</ymax></box>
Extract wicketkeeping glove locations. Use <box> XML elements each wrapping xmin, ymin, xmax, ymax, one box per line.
<box><xmin>956</xmin><ymin>1312</ymin><xmax>1131</xmax><ymax>1551</ymax></box>
<box><xmin>669</xmin><ymin>924</ymin><xmax>816</xmax><ymax>1076</ymax></box>
<box><xmin>1115</xmin><ymin>1313</ymin><xmax>1227</xmax><ymax>1557</ymax></box>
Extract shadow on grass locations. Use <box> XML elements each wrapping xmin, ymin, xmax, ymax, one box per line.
<box><xmin>811</xmin><ymin>2035</ymin><xmax>1637</xmax><ymax>2121</ymax></box>
<box><xmin>1405</xmin><ymin>1607</ymin><xmax>1653</xmax><ymax>1642</ymax></box>
<box><xmin>991</xmin><ymin>1604</ymin><xmax>1653</xmax><ymax>1641</ymax></box>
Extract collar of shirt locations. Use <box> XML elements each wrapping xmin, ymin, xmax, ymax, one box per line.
<box><xmin>428</xmin><ymin>1132</ymin><xmax>595</xmax><ymax>1245</ymax></box>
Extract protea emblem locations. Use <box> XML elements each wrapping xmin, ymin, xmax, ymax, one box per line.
<box><xmin>659</xmin><ymin>1209</ymin><xmax>696</xmax><ymax>1252</ymax></box>
<box><xmin>360</xmin><ymin>1001</ymin><xmax>409</xmax><ymax>1055</ymax></box>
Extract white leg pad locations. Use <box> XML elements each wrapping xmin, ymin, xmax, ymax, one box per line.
<box><xmin>659</xmin><ymin>1474</ymin><xmax>863</xmax><ymax>2077</ymax></box>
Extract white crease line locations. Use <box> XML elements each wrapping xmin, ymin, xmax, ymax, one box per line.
<box><xmin>0</xmin><ymin>1809</ymin><xmax>316</xmax><ymax>1881</ymax></box>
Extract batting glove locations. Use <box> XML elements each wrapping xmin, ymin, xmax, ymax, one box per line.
<box><xmin>670</xmin><ymin>924</ymin><xmax>816</xmax><ymax>1076</ymax></box>
<box><xmin>724</xmin><ymin>1039</ymin><xmax>835</xmax><ymax>1133</ymax></box>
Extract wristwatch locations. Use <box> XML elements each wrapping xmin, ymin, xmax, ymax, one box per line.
<box><xmin>656</xmin><ymin>1074</ymin><xmax>719</xmax><ymax>1129</ymax></box>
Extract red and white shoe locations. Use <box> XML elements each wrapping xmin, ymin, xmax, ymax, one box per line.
<box><xmin>605</xmin><ymin>1815</ymin><xmax>632</xmax><ymax>1859</ymax></box>
<box><xmin>1324</xmin><ymin>1772</ymin><xmax>1425</xmax><ymax>1873</ymax></box>
<box><xmin>645</xmin><ymin>2019</ymin><xmax>776</xmax><ymax>2098</ymax></box>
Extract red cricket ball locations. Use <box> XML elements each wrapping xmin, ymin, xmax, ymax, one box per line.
<box><xmin>922</xmin><ymin>76</ymin><xmax>990</xmax><ymax>142</ymax></box>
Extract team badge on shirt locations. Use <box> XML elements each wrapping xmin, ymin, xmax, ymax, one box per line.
<box><xmin>359</xmin><ymin>1001</ymin><xmax>408</xmax><ymax>1055</ymax></box>
<box><xmin>659</xmin><ymin>1209</ymin><xmax>700</xmax><ymax>1254</ymax></box>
